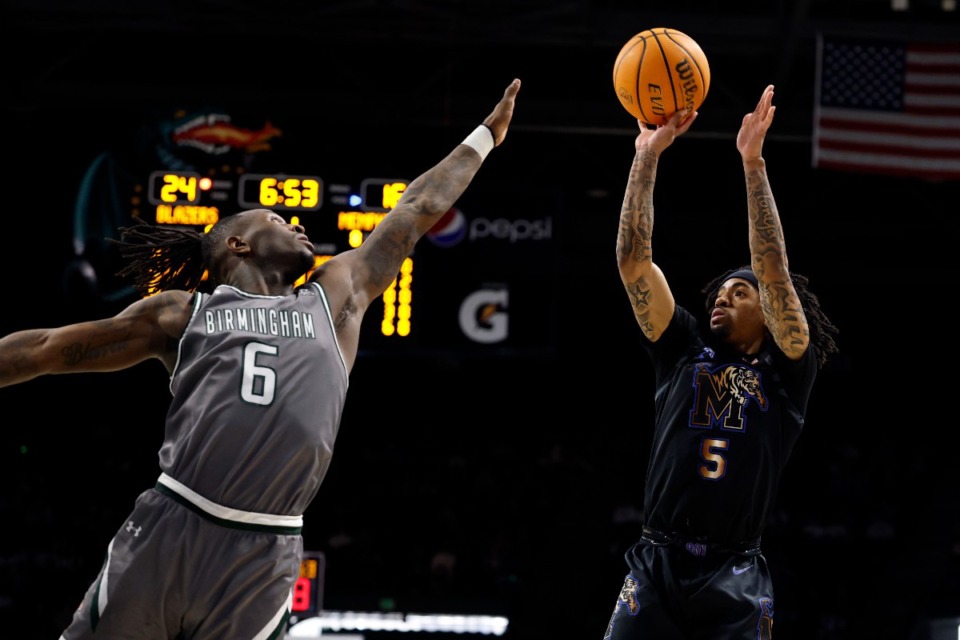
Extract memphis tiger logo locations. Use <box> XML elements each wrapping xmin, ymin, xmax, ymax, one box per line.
<box><xmin>757</xmin><ymin>597</ymin><xmax>774</xmax><ymax>639</ymax></box>
<box><xmin>604</xmin><ymin>575</ymin><xmax>640</xmax><ymax>639</ymax></box>
<box><xmin>689</xmin><ymin>363</ymin><xmax>768</xmax><ymax>431</ymax></box>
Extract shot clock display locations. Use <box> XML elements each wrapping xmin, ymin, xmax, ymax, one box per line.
<box><xmin>239</xmin><ymin>174</ymin><xmax>323</xmax><ymax>212</ymax></box>
<box><xmin>148</xmin><ymin>170</ymin><xmax>205</xmax><ymax>205</ymax></box>
<box><xmin>291</xmin><ymin>551</ymin><xmax>325</xmax><ymax>617</ymax></box>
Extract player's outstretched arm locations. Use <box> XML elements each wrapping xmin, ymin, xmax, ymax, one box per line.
<box><xmin>353</xmin><ymin>78</ymin><xmax>520</xmax><ymax>295</ymax></box>
<box><xmin>617</xmin><ymin>109</ymin><xmax>695</xmax><ymax>342</ymax></box>
<box><xmin>0</xmin><ymin>290</ymin><xmax>193</xmax><ymax>387</ymax></box>
<box><xmin>310</xmin><ymin>79</ymin><xmax>520</xmax><ymax>370</ymax></box>
<box><xmin>737</xmin><ymin>85</ymin><xmax>809</xmax><ymax>359</ymax></box>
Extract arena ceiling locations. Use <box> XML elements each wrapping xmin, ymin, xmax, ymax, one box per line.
<box><xmin>8</xmin><ymin>0</ymin><xmax>957</xmax><ymax>138</ymax></box>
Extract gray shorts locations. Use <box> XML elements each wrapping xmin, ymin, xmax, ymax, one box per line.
<box><xmin>60</xmin><ymin>482</ymin><xmax>303</xmax><ymax>640</ymax></box>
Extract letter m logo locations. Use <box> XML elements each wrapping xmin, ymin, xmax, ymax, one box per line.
<box><xmin>688</xmin><ymin>363</ymin><xmax>767</xmax><ymax>432</ymax></box>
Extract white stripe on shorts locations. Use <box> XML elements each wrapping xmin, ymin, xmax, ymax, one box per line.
<box><xmin>157</xmin><ymin>473</ymin><xmax>304</xmax><ymax>528</ymax></box>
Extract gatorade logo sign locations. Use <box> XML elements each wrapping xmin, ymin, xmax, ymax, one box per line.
<box><xmin>459</xmin><ymin>288</ymin><xmax>508</xmax><ymax>344</ymax></box>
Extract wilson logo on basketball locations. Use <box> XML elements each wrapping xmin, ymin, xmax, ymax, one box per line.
<box><xmin>676</xmin><ymin>58</ymin><xmax>701</xmax><ymax>111</ymax></box>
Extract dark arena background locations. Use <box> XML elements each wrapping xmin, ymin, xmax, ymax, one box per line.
<box><xmin>3</xmin><ymin>1</ymin><xmax>958</xmax><ymax>639</ymax></box>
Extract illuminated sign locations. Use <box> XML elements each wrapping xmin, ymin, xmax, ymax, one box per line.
<box><xmin>148</xmin><ymin>171</ymin><xmax>205</xmax><ymax>205</ymax></box>
<box><xmin>238</xmin><ymin>174</ymin><xmax>323</xmax><ymax>212</ymax></box>
<box><xmin>291</xmin><ymin>551</ymin><xmax>324</xmax><ymax>616</ymax></box>
<box><xmin>155</xmin><ymin>205</ymin><xmax>220</xmax><ymax>226</ymax></box>
<box><xmin>132</xmin><ymin>171</ymin><xmax>434</xmax><ymax>344</ymax></box>
<box><xmin>382</xmin><ymin>257</ymin><xmax>414</xmax><ymax>337</ymax></box>
<box><xmin>360</xmin><ymin>178</ymin><xmax>408</xmax><ymax>212</ymax></box>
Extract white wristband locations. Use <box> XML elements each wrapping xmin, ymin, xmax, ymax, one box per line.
<box><xmin>461</xmin><ymin>125</ymin><xmax>495</xmax><ymax>160</ymax></box>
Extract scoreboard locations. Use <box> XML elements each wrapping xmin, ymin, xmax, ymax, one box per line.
<box><xmin>68</xmin><ymin>105</ymin><xmax>559</xmax><ymax>357</ymax></box>
<box><xmin>133</xmin><ymin>167</ymin><xmax>415</xmax><ymax>341</ymax></box>
<box><xmin>142</xmin><ymin>169</ymin><xmax>406</xmax><ymax>229</ymax></box>
<box><xmin>145</xmin><ymin>171</ymin><xmax>409</xmax><ymax>215</ymax></box>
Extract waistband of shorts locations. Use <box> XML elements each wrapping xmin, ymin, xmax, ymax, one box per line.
<box><xmin>155</xmin><ymin>473</ymin><xmax>303</xmax><ymax>535</ymax></box>
<box><xmin>641</xmin><ymin>526</ymin><xmax>761</xmax><ymax>556</ymax></box>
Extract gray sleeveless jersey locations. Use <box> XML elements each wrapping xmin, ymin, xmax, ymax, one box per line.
<box><xmin>160</xmin><ymin>282</ymin><xmax>348</xmax><ymax>517</ymax></box>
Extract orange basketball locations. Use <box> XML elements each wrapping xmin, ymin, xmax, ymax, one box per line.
<box><xmin>613</xmin><ymin>28</ymin><xmax>711</xmax><ymax>126</ymax></box>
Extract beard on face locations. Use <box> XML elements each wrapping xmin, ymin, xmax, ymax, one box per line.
<box><xmin>710</xmin><ymin>323</ymin><xmax>730</xmax><ymax>340</ymax></box>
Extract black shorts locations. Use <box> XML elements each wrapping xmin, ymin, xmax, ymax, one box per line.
<box><xmin>604</xmin><ymin>531</ymin><xmax>775</xmax><ymax>640</ymax></box>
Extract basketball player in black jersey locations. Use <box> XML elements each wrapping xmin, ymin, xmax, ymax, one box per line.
<box><xmin>0</xmin><ymin>79</ymin><xmax>520</xmax><ymax>639</ymax></box>
<box><xmin>604</xmin><ymin>84</ymin><xmax>839</xmax><ymax>639</ymax></box>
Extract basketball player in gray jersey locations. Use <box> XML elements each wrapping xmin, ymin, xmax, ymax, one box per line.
<box><xmin>0</xmin><ymin>78</ymin><xmax>521</xmax><ymax>639</ymax></box>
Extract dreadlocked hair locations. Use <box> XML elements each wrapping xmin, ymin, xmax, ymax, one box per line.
<box><xmin>112</xmin><ymin>219</ymin><xmax>208</xmax><ymax>297</ymax></box>
<box><xmin>701</xmin><ymin>265</ymin><xmax>840</xmax><ymax>370</ymax></box>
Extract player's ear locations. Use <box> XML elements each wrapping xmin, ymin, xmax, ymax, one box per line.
<box><xmin>226</xmin><ymin>235</ymin><xmax>250</xmax><ymax>256</ymax></box>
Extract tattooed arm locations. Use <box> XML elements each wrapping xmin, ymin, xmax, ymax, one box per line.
<box><xmin>0</xmin><ymin>290</ymin><xmax>193</xmax><ymax>388</ymax></box>
<box><xmin>311</xmin><ymin>79</ymin><xmax>521</xmax><ymax>372</ymax></box>
<box><xmin>737</xmin><ymin>85</ymin><xmax>810</xmax><ymax>360</ymax></box>
<box><xmin>616</xmin><ymin>109</ymin><xmax>696</xmax><ymax>342</ymax></box>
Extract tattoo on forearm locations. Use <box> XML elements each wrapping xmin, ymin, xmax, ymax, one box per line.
<box><xmin>3</xmin><ymin>352</ymin><xmax>36</xmax><ymax>377</ymax></box>
<box><xmin>61</xmin><ymin>332</ymin><xmax>131</xmax><ymax>366</ymax></box>
<box><xmin>745</xmin><ymin>170</ymin><xmax>786</xmax><ymax>275</ymax></box>
<box><xmin>761</xmin><ymin>282</ymin><xmax>809</xmax><ymax>349</ymax></box>
<box><xmin>365</xmin><ymin>217</ymin><xmax>412</xmax><ymax>288</ymax></box>
<box><xmin>745</xmin><ymin>169</ymin><xmax>809</xmax><ymax>353</ymax></box>
<box><xmin>616</xmin><ymin>217</ymin><xmax>632</xmax><ymax>264</ymax></box>
<box><xmin>618</xmin><ymin>151</ymin><xmax>656</xmax><ymax>265</ymax></box>
<box><xmin>367</xmin><ymin>148</ymin><xmax>479</xmax><ymax>290</ymax></box>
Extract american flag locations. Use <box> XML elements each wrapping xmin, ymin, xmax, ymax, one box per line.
<box><xmin>812</xmin><ymin>34</ymin><xmax>960</xmax><ymax>181</ymax></box>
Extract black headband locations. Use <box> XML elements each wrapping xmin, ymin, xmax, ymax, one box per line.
<box><xmin>725</xmin><ymin>268</ymin><xmax>758</xmax><ymax>287</ymax></box>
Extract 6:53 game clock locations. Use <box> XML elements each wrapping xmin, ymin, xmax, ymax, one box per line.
<box><xmin>238</xmin><ymin>174</ymin><xmax>324</xmax><ymax>212</ymax></box>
